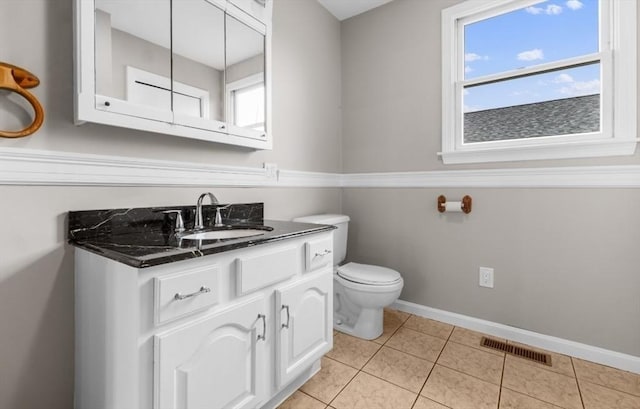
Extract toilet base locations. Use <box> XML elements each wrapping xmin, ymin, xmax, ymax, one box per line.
<box><xmin>333</xmin><ymin>307</ymin><xmax>383</xmax><ymax>340</ymax></box>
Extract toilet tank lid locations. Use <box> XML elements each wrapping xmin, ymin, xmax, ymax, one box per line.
<box><xmin>293</xmin><ymin>214</ymin><xmax>350</xmax><ymax>225</ymax></box>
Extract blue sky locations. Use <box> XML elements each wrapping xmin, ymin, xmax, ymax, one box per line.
<box><xmin>463</xmin><ymin>0</ymin><xmax>600</xmax><ymax>112</ymax></box>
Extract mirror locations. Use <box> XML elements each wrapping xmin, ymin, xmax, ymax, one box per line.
<box><xmin>94</xmin><ymin>0</ymin><xmax>172</xmax><ymax>121</ymax></box>
<box><xmin>225</xmin><ymin>13</ymin><xmax>266</xmax><ymax>136</ymax></box>
<box><xmin>172</xmin><ymin>0</ymin><xmax>226</xmax><ymax>129</ymax></box>
<box><xmin>77</xmin><ymin>0</ymin><xmax>272</xmax><ymax>148</ymax></box>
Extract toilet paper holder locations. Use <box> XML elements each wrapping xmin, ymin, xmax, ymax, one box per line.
<box><xmin>438</xmin><ymin>195</ymin><xmax>472</xmax><ymax>214</ymax></box>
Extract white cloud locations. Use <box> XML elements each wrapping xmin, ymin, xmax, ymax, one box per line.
<box><xmin>526</xmin><ymin>4</ymin><xmax>563</xmax><ymax>15</ymax></box>
<box><xmin>554</xmin><ymin>73</ymin><xmax>574</xmax><ymax>83</ymax></box>
<box><xmin>465</xmin><ymin>65</ymin><xmax>473</xmax><ymax>74</ymax></box>
<box><xmin>517</xmin><ymin>49</ymin><xmax>544</xmax><ymax>61</ymax></box>
<box><xmin>525</xmin><ymin>6</ymin><xmax>544</xmax><ymax>14</ymax></box>
<box><xmin>558</xmin><ymin>79</ymin><xmax>600</xmax><ymax>96</ymax></box>
<box><xmin>566</xmin><ymin>0</ymin><xmax>583</xmax><ymax>10</ymax></box>
<box><xmin>546</xmin><ymin>4</ymin><xmax>563</xmax><ymax>14</ymax></box>
<box><xmin>465</xmin><ymin>53</ymin><xmax>488</xmax><ymax>62</ymax></box>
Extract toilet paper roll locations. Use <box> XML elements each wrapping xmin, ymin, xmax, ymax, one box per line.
<box><xmin>444</xmin><ymin>201</ymin><xmax>463</xmax><ymax>212</ymax></box>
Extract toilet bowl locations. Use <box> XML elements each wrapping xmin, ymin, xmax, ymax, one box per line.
<box><xmin>292</xmin><ymin>214</ymin><xmax>404</xmax><ymax>340</ymax></box>
<box><xmin>334</xmin><ymin>262</ymin><xmax>403</xmax><ymax>339</ymax></box>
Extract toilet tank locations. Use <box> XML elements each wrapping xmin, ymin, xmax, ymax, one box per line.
<box><xmin>292</xmin><ymin>214</ymin><xmax>350</xmax><ymax>265</ymax></box>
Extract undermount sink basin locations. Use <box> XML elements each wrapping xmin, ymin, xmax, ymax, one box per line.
<box><xmin>180</xmin><ymin>229</ymin><xmax>267</xmax><ymax>241</ymax></box>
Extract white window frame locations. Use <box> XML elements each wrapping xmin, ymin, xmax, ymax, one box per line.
<box><xmin>440</xmin><ymin>0</ymin><xmax>637</xmax><ymax>164</ymax></box>
<box><xmin>225</xmin><ymin>72</ymin><xmax>265</xmax><ymax>131</ymax></box>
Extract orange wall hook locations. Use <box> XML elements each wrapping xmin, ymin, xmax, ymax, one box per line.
<box><xmin>0</xmin><ymin>62</ymin><xmax>44</xmax><ymax>138</ymax></box>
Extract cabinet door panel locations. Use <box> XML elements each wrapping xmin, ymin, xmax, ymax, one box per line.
<box><xmin>276</xmin><ymin>270</ymin><xmax>333</xmax><ymax>387</ymax></box>
<box><xmin>155</xmin><ymin>295</ymin><xmax>267</xmax><ymax>409</ymax></box>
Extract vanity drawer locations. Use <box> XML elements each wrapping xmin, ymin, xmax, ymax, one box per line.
<box><xmin>304</xmin><ymin>238</ymin><xmax>333</xmax><ymax>272</ymax></box>
<box><xmin>236</xmin><ymin>246</ymin><xmax>298</xmax><ymax>296</ymax></box>
<box><xmin>154</xmin><ymin>266</ymin><xmax>219</xmax><ymax>325</ymax></box>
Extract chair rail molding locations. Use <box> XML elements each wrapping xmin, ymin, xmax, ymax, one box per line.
<box><xmin>341</xmin><ymin>166</ymin><xmax>640</xmax><ymax>188</ymax></box>
<box><xmin>1</xmin><ymin>147</ymin><xmax>640</xmax><ymax>188</ymax></box>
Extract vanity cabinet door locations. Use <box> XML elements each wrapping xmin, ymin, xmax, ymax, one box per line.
<box><xmin>275</xmin><ymin>269</ymin><xmax>333</xmax><ymax>387</ymax></box>
<box><xmin>154</xmin><ymin>294</ymin><xmax>268</xmax><ymax>409</ymax></box>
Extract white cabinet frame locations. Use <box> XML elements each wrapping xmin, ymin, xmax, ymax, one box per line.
<box><xmin>73</xmin><ymin>0</ymin><xmax>272</xmax><ymax>150</ymax></box>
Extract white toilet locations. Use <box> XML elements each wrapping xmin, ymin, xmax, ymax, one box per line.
<box><xmin>293</xmin><ymin>214</ymin><xmax>404</xmax><ymax>340</ymax></box>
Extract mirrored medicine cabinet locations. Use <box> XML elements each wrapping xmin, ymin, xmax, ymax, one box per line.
<box><xmin>74</xmin><ymin>0</ymin><xmax>272</xmax><ymax>149</ymax></box>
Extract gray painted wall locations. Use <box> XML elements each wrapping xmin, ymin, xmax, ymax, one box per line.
<box><xmin>343</xmin><ymin>188</ymin><xmax>640</xmax><ymax>356</ymax></box>
<box><xmin>341</xmin><ymin>0</ymin><xmax>640</xmax><ymax>357</ymax></box>
<box><xmin>0</xmin><ymin>0</ymin><xmax>342</xmax><ymax>173</ymax></box>
<box><xmin>341</xmin><ymin>0</ymin><xmax>640</xmax><ymax>172</ymax></box>
<box><xmin>0</xmin><ymin>1</ymin><xmax>341</xmax><ymax>408</ymax></box>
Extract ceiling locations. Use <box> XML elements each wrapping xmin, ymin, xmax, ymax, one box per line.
<box><xmin>317</xmin><ymin>0</ymin><xmax>395</xmax><ymax>21</ymax></box>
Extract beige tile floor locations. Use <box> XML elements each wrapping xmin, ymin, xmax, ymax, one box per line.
<box><xmin>278</xmin><ymin>309</ymin><xmax>640</xmax><ymax>409</ymax></box>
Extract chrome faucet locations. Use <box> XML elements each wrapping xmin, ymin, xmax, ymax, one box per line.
<box><xmin>194</xmin><ymin>192</ymin><xmax>219</xmax><ymax>230</ymax></box>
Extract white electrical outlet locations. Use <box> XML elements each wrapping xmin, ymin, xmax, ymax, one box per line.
<box><xmin>479</xmin><ymin>267</ymin><xmax>494</xmax><ymax>288</ymax></box>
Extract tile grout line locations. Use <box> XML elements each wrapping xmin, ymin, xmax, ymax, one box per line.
<box><xmin>500</xmin><ymin>386</ymin><xmax>570</xmax><ymax>409</ymax></box>
<box><xmin>324</xmin><ymin>331</ymin><xmax>386</xmax><ymax>408</ymax></box>
<box><xmin>496</xmin><ymin>343</ymin><xmax>506</xmax><ymax>409</ymax></box>
<box><xmin>409</xmin><ymin>323</ymin><xmax>456</xmax><ymax>409</ymax></box>
<box><xmin>355</xmin><ymin>314</ymin><xmax>421</xmax><ymax>403</ymax></box>
<box><xmin>321</xmin><ymin>355</ymin><xmax>358</xmax><ymax>408</ymax></box>
<box><xmin>504</xmin><ymin>351</ymin><xmax>587</xmax><ymax>409</ymax></box>
<box><xmin>570</xmin><ymin>359</ymin><xmax>640</xmax><ymax>400</ymax></box>
<box><xmin>297</xmin><ymin>390</ymin><xmax>327</xmax><ymax>407</ymax></box>
<box><xmin>571</xmin><ymin>357</ymin><xmax>586</xmax><ymax>409</ymax></box>
<box><xmin>405</xmin><ymin>313</ymin><xmax>429</xmax><ymax>409</ymax></box>
<box><xmin>383</xmin><ymin>325</ymin><xmax>453</xmax><ymax>362</ymax></box>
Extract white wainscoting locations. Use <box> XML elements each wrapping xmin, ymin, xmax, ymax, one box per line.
<box><xmin>1</xmin><ymin>147</ymin><xmax>640</xmax><ymax>188</ymax></box>
<box><xmin>393</xmin><ymin>299</ymin><xmax>640</xmax><ymax>375</ymax></box>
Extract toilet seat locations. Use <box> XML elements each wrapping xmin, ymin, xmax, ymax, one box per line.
<box><xmin>337</xmin><ymin>262</ymin><xmax>402</xmax><ymax>286</ymax></box>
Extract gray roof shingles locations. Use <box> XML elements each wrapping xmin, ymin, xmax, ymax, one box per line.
<box><xmin>463</xmin><ymin>94</ymin><xmax>600</xmax><ymax>143</ymax></box>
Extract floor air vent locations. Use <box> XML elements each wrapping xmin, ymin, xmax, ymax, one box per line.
<box><xmin>480</xmin><ymin>337</ymin><xmax>552</xmax><ymax>366</ymax></box>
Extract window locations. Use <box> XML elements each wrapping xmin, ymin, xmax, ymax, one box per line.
<box><xmin>226</xmin><ymin>73</ymin><xmax>265</xmax><ymax>131</ymax></box>
<box><xmin>441</xmin><ymin>0</ymin><xmax>636</xmax><ymax>164</ymax></box>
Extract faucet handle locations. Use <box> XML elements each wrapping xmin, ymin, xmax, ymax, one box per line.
<box><xmin>213</xmin><ymin>204</ymin><xmax>231</xmax><ymax>227</ymax></box>
<box><xmin>162</xmin><ymin>210</ymin><xmax>185</xmax><ymax>232</ymax></box>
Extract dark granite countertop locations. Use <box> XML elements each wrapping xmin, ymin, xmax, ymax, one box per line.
<box><xmin>67</xmin><ymin>203</ymin><xmax>334</xmax><ymax>268</ymax></box>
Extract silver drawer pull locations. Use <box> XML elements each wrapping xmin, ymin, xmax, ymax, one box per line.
<box><xmin>257</xmin><ymin>314</ymin><xmax>266</xmax><ymax>341</ymax></box>
<box><xmin>281</xmin><ymin>305</ymin><xmax>290</xmax><ymax>329</ymax></box>
<box><xmin>314</xmin><ymin>249</ymin><xmax>332</xmax><ymax>258</ymax></box>
<box><xmin>174</xmin><ymin>286</ymin><xmax>211</xmax><ymax>301</ymax></box>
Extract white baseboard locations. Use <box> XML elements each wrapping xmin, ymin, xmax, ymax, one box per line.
<box><xmin>392</xmin><ymin>299</ymin><xmax>640</xmax><ymax>375</ymax></box>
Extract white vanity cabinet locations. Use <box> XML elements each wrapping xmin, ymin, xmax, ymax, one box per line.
<box><xmin>74</xmin><ymin>231</ymin><xmax>333</xmax><ymax>409</ymax></box>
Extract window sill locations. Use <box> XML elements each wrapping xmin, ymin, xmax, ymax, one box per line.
<box><xmin>438</xmin><ymin>139</ymin><xmax>639</xmax><ymax>164</ymax></box>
